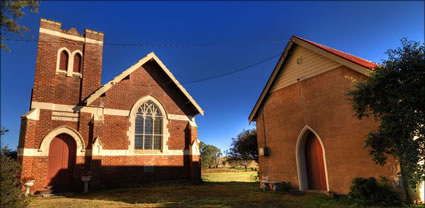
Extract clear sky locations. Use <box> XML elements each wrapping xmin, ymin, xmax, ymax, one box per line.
<box><xmin>1</xmin><ymin>1</ymin><xmax>424</xmax><ymax>152</ymax></box>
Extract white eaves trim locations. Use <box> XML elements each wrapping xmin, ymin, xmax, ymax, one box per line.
<box><xmin>84</xmin><ymin>52</ymin><xmax>204</xmax><ymax>116</ymax></box>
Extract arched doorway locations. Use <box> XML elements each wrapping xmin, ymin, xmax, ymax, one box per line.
<box><xmin>296</xmin><ymin>126</ymin><xmax>329</xmax><ymax>191</ymax></box>
<box><xmin>47</xmin><ymin>133</ymin><xmax>76</xmax><ymax>192</ymax></box>
<box><xmin>305</xmin><ymin>133</ymin><xmax>327</xmax><ymax>190</ymax></box>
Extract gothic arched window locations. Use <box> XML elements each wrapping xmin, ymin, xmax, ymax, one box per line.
<box><xmin>135</xmin><ymin>101</ymin><xmax>163</xmax><ymax>150</ymax></box>
<box><xmin>59</xmin><ymin>50</ymin><xmax>69</xmax><ymax>71</ymax></box>
<box><xmin>73</xmin><ymin>53</ymin><xmax>82</xmax><ymax>73</ymax></box>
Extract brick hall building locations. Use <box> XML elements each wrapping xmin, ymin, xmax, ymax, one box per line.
<box><xmin>249</xmin><ymin>36</ymin><xmax>403</xmax><ymax>195</ymax></box>
<box><xmin>18</xmin><ymin>18</ymin><xmax>203</xmax><ymax>193</ymax></box>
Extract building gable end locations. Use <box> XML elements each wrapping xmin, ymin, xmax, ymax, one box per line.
<box><xmin>84</xmin><ymin>52</ymin><xmax>204</xmax><ymax>116</ymax></box>
<box><xmin>248</xmin><ymin>36</ymin><xmax>375</xmax><ymax>123</ymax></box>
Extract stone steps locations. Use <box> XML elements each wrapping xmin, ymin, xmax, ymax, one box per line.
<box><xmin>35</xmin><ymin>186</ymin><xmax>75</xmax><ymax>197</ymax></box>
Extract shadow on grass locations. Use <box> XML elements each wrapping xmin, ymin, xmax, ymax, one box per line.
<box><xmin>56</xmin><ymin>182</ymin><xmax>284</xmax><ymax>208</ymax></box>
<box><xmin>45</xmin><ymin>181</ymin><xmax>369</xmax><ymax>208</ymax></box>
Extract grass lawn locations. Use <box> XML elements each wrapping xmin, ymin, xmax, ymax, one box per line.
<box><xmin>29</xmin><ymin>169</ymin><xmax>409</xmax><ymax>208</ymax></box>
<box><xmin>202</xmin><ymin>168</ymin><xmax>258</xmax><ymax>182</ymax></box>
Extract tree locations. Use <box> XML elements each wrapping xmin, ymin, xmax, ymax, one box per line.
<box><xmin>347</xmin><ymin>38</ymin><xmax>425</xmax><ymax>203</ymax></box>
<box><xmin>227</xmin><ymin>129</ymin><xmax>258</xmax><ymax>171</ymax></box>
<box><xmin>199</xmin><ymin>141</ymin><xmax>222</xmax><ymax>168</ymax></box>
<box><xmin>1</xmin><ymin>129</ymin><xmax>30</xmax><ymax>208</ymax></box>
<box><xmin>1</xmin><ymin>0</ymin><xmax>39</xmax><ymax>51</ymax></box>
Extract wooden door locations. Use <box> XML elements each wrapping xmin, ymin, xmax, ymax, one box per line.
<box><xmin>47</xmin><ymin>134</ymin><xmax>76</xmax><ymax>190</ymax></box>
<box><xmin>305</xmin><ymin>133</ymin><xmax>327</xmax><ymax>190</ymax></box>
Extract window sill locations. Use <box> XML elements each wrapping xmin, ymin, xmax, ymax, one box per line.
<box><xmin>134</xmin><ymin>150</ymin><xmax>162</xmax><ymax>154</ymax></box>
<box><xmin>72</xmin><ymin>72</ymin><xmax>82</xmax><ymax>78</ymax></box>
<box><xmin>56</xmin><ymin>70</ymin><xmax>67</xmax><ymax>75</ymax></box>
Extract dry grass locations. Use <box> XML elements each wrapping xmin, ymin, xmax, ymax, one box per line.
<box><xmin>202</xmin><ymin>168</ymin><xmax>258</xmax><ymax>182</ymax></box>
<box><xmin>29</xmin><ymin>168</ymin><xmax>402</xmax><ymax>208</ymax></box>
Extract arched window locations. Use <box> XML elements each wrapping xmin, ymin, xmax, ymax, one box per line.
<box><xmin>135</xmin><ymin>101</ymin><xmax>163</xmax><ymax>150</ymax></box>
<box><xmin>59</xmin><ymin>50</ymin><xmax>69</xmax><ymax>71</ymax></box>
<box><xmin>73</xmin><ymin>53</ymin><xmax>82</xmax><ymax>73</ymax></box>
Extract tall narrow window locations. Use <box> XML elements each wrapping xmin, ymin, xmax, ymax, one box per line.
<box><xmin>134</xmin><ymin>101</ymin><xmax>163</xmax><ymax>150</ymax></box>
<box><xmin>59</xmin><ymin>50</ymin><xmax>69</xmax><ymax>71</ymax></box>
<box><xmin>73</xmin><ymin>53</ymin><xmax>82</xmax><ymax>73</ymax></box>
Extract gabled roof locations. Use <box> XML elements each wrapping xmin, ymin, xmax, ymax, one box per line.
<box><xmin>84</xmin><ymin>52</ymin><xmax>204</xmax><ymax>116</ymax></box>
<box><xmin>248</xmin><ymin>35</ymin><xmax>376</xmax><ymax>123</ymax></box>
<box><xmin>296</xmin><ymin>36</ymin><xmax>376</xmax><ymax>70</ymax></box>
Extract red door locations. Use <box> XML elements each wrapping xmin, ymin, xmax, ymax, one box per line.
<box><xmin>47</xmin><ymin>134</ymin><xmax>76</xmax><ymax>190</ymax></box>
<box><xmin>305</xmin><ymin>133</ymin><xmax>327</xmax><ymax>190</ymax></box>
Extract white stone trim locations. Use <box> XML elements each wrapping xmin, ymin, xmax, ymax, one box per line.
<box><xmin>85</xmin><ymin>29</ymin><xmax>104</xmax><ymax>36</ymax></box>
<box><xmin>190</xmin><ymin>139</ymin><xmax>200</xmax><ymax>156</ymax></box>
<box><xmin>295</xmin><ymin>125</ymin><xmax>330</xmax><ymax>192</ymax></box>
<box><xmin>56</xmin><ymin>47</ymin><xmax>71</xmax><ymax>75</ymax></box>
<box><xmin>168</xmin><ymin>114</ymin><xmax>190</xmax><ymax>121</ymax></box>
<box><xmin>21</xmin><ymin>108</ymin><xmax>40</xmax><ymax>120</ymax></box>
<box><xmin>89</xmin><ymin>135</ymin><xmax>191</xmax><ymax>156</ymax></box>
<box><xmin>103</xmin><ymin>108</ymin><xmax>128</xmax><ymax>116</ymax></box>
<box><xmin>168</xmin><ymin>114</ymin><xmax>197</xmax><ymax>127</ymax></box>
<box><xmin>92</xmin><ymin>137</ymin><xmax>103</xmax><ymax>155</ymax></box>
<box><xmin>127</xmin><ymin>96</ymin><xmax>170</xmax><ymax>154</ymax></box>
<box><xmin>51</xmin><ymin>116</ymin><xmax>79</xmax><ymax>122</ymax></box>
<box><xmin>40</xmin><ymin>28</ymin><xmax>103</xmax><ymax>45</ymax></box>
<box><xmin>70</xmin><ymin>50</ymin><xmax>83</xmax><ymax>77</ymax></box>
<box><xmin>40</xmin><ymin>18</ymin><xmax>61</xmax><ymax>26</ymax></box>
<box><xmin>55</xmin><ymin>48</ymin><xmax>83</xmax><ymax>77</ymax></box>
<box><xmin>84</xmin><ymin>52</ymin><xmax>204</xmax><ymax>115</ymax></box>
<box><xmin>18</xmin><ymin>148</ymin><xmax>189</xmax><ymax>157</ymax></box>
<box><xmin>38</xmin><ymin>126</ymin><xmax>86</xmax><ymax>156</ymax></box>
<box><xmin>52</xmin><ymin>111</ymin><xmax>79</xmax><ymax>117</ymax></box>
<box><xmin>30</xmin><ymin>101</ymin><xmax>196</xmax><ymax>125</ymax></box>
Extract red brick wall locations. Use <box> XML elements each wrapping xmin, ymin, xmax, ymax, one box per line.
<box><xmin>80</xmin><ymin>29</ymin><xmax>103</xmax><ymax>100</ymax></box>
<box><xmin>94</xmin><ymin>61</ymin><xmax>197</xmax><ymax>116</ymax></box>
<box><xmin>168</xmin><ymin>120</ymin><xmax>190</xmax><ymax>150</ymax></box>
<box><xmin>255</xmin><ymin>66</ymin><xmax>398</xmax><ymax>194</ymax></box>
<box><xmin>19</xmin><ymin>19</ymin><xmax>201</xmax><ymax>193</ymax></box>
<box><xmin>32</xmin><ymin>19</ymin><xmax>104</xmax><ymax>105</ymax></box>
<box><xmin>32</xmin><ymin>28</ymin><xmax>84</xmax><ymax>105</ymax></box>
<box><xmin>89</xmin><ymin>155</ymin><xmax>191</xmax><ymax>187</ymax></box>
<box><xmin>101</xmin><ymin>115</ymin><xmax>129</xmax><ymax>149</ymax></box>
<box><xmin>19</xmin><ymin>156</ymin><xmax>48</xmax><ymax>192</ymax></box>
<box><xmin>20</xmin><ymin>154</ymin><xmax>194</xmax><ymax>193</ymax></box>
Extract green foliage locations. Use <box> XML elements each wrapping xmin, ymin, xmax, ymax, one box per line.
<box><xmin>199</xmin><ymin>141</ymin><xmax>222</xmax><ymax>168</ymax></box>
<box><xmin>226</xmin><ymin>129</ymin><xmax>258</xmax><ymax>171</ymax></box>
<box><xmin>347</xmin><ymin>177</ymin><xmax>401</xmax><ymax>206</ymax></box>
<box><xmin>1</xmin><ymin>146</ymin><xmax>30</xmax><ymax>208</ymax></box>
<box><xmin>347</xmin><ymin>38</ymin><xmax>425</xmax><ymax>203</ymax></box>
<box><xmin>1</xmin><ymin>0</ymin><xmax>39</xmax><ymax>51</ymax></box>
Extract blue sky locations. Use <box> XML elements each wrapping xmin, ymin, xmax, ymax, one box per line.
<box><xmin>1</xmin><ymin>1</ymin><xmax>424</xmax><ymax>152</ymax></box>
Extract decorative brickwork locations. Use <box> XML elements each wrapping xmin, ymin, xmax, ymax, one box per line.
<box><xmin>18</xmin><ymin>18</ymin><xmax>202</xmax><ymax>194</ymax></box>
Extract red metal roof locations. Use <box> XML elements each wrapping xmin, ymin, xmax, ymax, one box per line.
<box><xmin>294</xmin><ymin>36</ymin><xmax>377</xmax><ymax>70</ymax></box>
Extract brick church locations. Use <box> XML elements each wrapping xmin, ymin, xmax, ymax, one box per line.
<box><xmin>18</xmin><ymin>18</ymin><xmax>203</xmax><ymax>193</ymax></box>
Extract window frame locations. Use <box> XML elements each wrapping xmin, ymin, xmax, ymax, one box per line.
<box><xmin>70</xmin><ymin>50</ymin><xmax>83</xmax><ymax>77</ymax></box>
<box><xmin>56</xmin><ymin>47</ymin><xmax>71</xmax><ymax>75</ymax></box>
<box><xmin>72</xmin><ymin>52</ymin><xmax>82</xmax><ymax>74</ymax></box>
<box><xmin>134</xmin><ymin>101</ymin><xmax>163</xmax><ymax>151</ymax></box>
<box><xmin>55</xmin><ymin>48</ymin><xmax>83</xmax><ymax>77</ymax></box>
<box><xmin>127</xmin><ymin>96</ymin><xmax>170</xmax><ymax>154</ymax></box>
